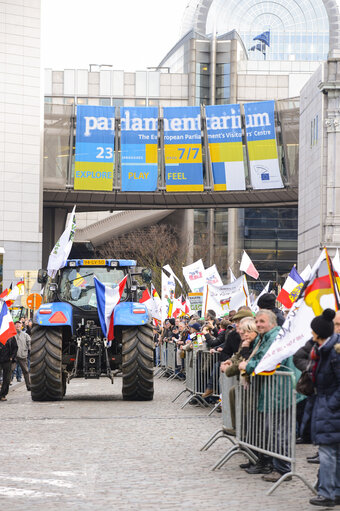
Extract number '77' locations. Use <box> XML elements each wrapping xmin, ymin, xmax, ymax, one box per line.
<box><xmin>178</xmin><ymin>147</ymin><xmax>199</xmax><ymax>160</ymax></box>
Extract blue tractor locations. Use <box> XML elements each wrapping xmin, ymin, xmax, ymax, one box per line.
<box><xmin>32</xmin><ymin>258</ymin><xmax>154</xmax><ymax>401</ymax></box>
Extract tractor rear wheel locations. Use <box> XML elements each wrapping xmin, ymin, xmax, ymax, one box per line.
<box><xmin>30</xmin><ymin>325</ymin><xmax>64</xmax><ymax>401</ymax></box>
<box><xmin>121</xmin><ymin>323</ymin><xmax>154</xmax><ymax>401</ymax></box>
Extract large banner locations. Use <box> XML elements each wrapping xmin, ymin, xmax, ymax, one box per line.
<box><xmin>202</xmin><ymin>276</ymin><xmax>248</xmax><ymax>317</ymax></box>
<box><xmin>120</xmin><ymin>107</ymin><xmax>158</xmax><ymax>191</ymax></box>
<box><xmin>206</xmin><ymin>104</ymin><xmax>246</xmax><ymax>191</ymax></box>
<box><xmin>244</xmin><ymin>100</ymin><xmax>283</xmax><ymax>189</ymax></box>
<box><xmin>163</xmin><ymin>106</ymin><xmax>204</xmax><ymax>192</ymax></box>
<box><xmin>74</xmin><ymin>105</ymin><xmax>115</xmax><ymax>191</ymax></box>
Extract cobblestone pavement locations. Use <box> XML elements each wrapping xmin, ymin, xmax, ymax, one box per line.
<box><xmin>0</xmin><ymin>376</ymin><xmax>325</xmax><ymax>511</ymax></box>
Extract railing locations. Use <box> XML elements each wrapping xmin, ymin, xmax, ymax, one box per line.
<box><xmin>163</xmin><ymin>348</ymin><xmax>316</xmax><ymax>495</ymax></box>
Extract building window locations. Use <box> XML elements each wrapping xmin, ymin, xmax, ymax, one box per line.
<box><xmin>311</xmin><ymin>115</ymin><xmax>318</xmax><ymax>146</ymax></box>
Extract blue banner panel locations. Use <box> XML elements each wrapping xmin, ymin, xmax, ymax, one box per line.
<box><xmin>163</xmin><ymin>106</ymin><xmax>203</xmax><ymax>192</ymax></box>
<box><xmin>244</xmin><ymin>101</ymin><xmax>283</xmax><ymax>189</ymax></box>
<box><xmin>205</xmin><ymin>104</ymin><xmax>246</xmax><ymax>191</ymax></box>
<box><xmin>74</xmin><ymin>105</ymin><xmax>115</xmax><ymax>191</ymax></box>
<box><xmin>120</xmin><ymin>107</ymin><xmax>158</xmax><ymax>192</ymax></box>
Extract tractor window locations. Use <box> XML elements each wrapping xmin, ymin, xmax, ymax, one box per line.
<box><xmin>59</xmin><ymin>266</ymin><xmax>128</xmax><ymax>310</ymax></box>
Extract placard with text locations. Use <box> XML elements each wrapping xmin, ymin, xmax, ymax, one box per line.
<box><xmin>121</xmin><ymin>107</ymin><xmax>158</xmax><ymax>191</ymax></box>
<box><xmin>74</xmin><ymin>105</ymin><xmax>115</xmax><ymax>191</ymax></box>
<box><xmin>206</xmin><ymin>104</ymin><xmax>246</xmax><ymax>191</ymax></box>
<box><xmin>163</xmin><ymin>106</ymin><xmax>204</xmax><ymax>192</ymax></box>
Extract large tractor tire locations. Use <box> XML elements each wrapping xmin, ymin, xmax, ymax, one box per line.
<box><xmin>122</xmin><ymin>323</ymin><xmax>154</xmax><ymax>401</ymax></box>
<box><xmin>30</xmin><ymin>325</ymin><xmax>64</xmax><ymax>401</ymax></box>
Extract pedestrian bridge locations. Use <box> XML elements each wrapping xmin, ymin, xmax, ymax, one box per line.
<box><xmin>43</xmin><ymin>99</ymin><xmax>299</xmax><ymax>212</ymax></box>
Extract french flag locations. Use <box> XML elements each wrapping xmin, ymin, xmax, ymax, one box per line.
<box><xmin>94</xmin><ymin>275</ymin><xmax>127</xmax><ymax>341</ymax></box>
<box><xmin>240</xmin><ymin>251</ymin><xmax>259</xmax><ymax>280</ymax></box>
<box><xmin>277</xmin><ymin>266</ymin><xmax>304</xmax><ymax>309</ymax></box>
<box><xmin>0</xmin><ymin>302</ymin><xmax>17</xmax><ymax>345</ymax></box>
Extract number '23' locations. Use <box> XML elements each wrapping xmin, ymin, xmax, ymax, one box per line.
<box><xmin>96</xmin><ymin>147</ymin><xmax>114</xmax><ymax>159</ymax></box>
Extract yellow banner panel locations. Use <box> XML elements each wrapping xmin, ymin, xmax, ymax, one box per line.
<box><xmin>247</xmin><ymin>139</ymin><xmax>278</xmax><ymax>161</ymax></box>
<box><xmin>209</xmin><ymin>142</ymin><xmax>243</xmax><ymax>163</ymax></box>
<box><xmin>145</xmin><ymin>144</ymin><xmax>158</xmax><ymax>164</ymax></box>
<box><xmin>74</xmin><ymin>162</ymin><xmax>113</xmax><ymax>191</ymax></box>
<box><xmin>213</xmin><ymin>183</ymin><xmax>227</xmax><ymax>191</ymax></box>
<box><xmin>166</xmin><ymin>184</ymin><xmax>204</xmax><ymax>192</ymax></box>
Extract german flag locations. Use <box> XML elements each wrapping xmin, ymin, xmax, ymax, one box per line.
<box><xmin>304</xmin><ymin>248</ymin><xmax>340</xmax><ymax>315</ymax></box>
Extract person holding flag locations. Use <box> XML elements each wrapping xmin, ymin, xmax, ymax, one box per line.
<box><xmin>0</xmin><ymin>302</ymin><xmax>18</xmax><ymax>402</ymax></box>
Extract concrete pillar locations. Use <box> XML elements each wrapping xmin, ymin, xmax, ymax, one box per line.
<box><xmin>227</xmin><ymin>209</ymin><xmax>240</xmax><ymax>275</ymax></box>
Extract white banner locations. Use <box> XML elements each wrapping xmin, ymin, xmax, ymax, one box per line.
<box><xmin>182</xmin><ymin>259</ymin><xmax>206</xmax><ymax>291</ymax></box>
<box><xmin>161</xmin><ymin>270</ymin><xmax>175</xmax><ymax>321</ymax></box>
<box><xmin>202</xmin><ymin>276</ymin><xmax>248</xmax><ymax>317</ymax></box>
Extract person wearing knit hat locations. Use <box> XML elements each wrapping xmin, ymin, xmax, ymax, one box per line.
<box><xmin>308</xmin><ymin>308</ymin><xmax>340</xmax><ymax>508</ymax></box>
<box><xmin>189</xmin><ymin>322</ymin><xmax>201</xmax><ymax>332</ymax></box>
<box><xmin>257</xmin><ymin>292</ymin><xmax>285</xmax><ymax>326</ymax></box>
<box><xmin>311</xmin><ymin>308</ymin><xmax>335</xmax><ymax>340</ymax></box>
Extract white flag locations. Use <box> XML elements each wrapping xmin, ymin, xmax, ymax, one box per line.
<box><xmin>300</xmin><ymin>264</ymin><xmax>312</xmax><ymax>282</ymax></box>
<box><xmin>229</xmin><ymin>267</ymin><xmax>236</xmax><ymax>283</ymax></box>
<box><xmin>182</xmin><ymin>259</ymin><xmax>206</xmax><ymax>291</ymax></box>
<box><xmin>251</xmin><ymin>281</ymin><xmax>271</xmax><ymax>313</ymax></box>
<box><xmin>240</xmin><ymin>251</ymin><xmax>259</xmax><ymax>279</ymax></box>
<box><xmin>161</xmin><ymin>270</ymin><xmax>175</xmax><ymax>322</ymax></box>
<box><xmin>205</xmin><ymin>264</ymin><xmax>223</xmax><ymax>287</ymax></box>
<box><xmin>47</xmin><ymin>206</ymin><xmax>76</xmax><ymax>277</ymax></box>
<box><xmin>333</xmin><ymin>250</ymin><xmax>340</xmax><ymax>275</ymax></box>
<box><xmin>163</xmin><ymin>264</ymin><xmax>183</xmax><ymax>289</ymax></box>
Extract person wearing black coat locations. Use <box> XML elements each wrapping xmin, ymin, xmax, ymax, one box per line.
<box><xmin>0</xmin><ymin>336</ymin><xmax>18</xmax><ymax>402</ymax></box>
<box><xmin>293</xmin><ymin>339</ymin><xmax>314</xmax><ymax>445</ymax></box>
<box><xmin>306</xmin><ymin>309</ymin><xmax>340</xmax><ymax>508</ymax></box>
<box><xmin>257</xmin><ymin>293</ymin><xmax>285</xmax><ymax>326</ymax></box>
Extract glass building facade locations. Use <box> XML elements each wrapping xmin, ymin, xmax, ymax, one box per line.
<box><xmin>204</xmin><ymin>0</ymin><xmax>329</xmax><ymax>62</ymax></box>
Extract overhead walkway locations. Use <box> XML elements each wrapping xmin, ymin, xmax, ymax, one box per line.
<box><xmin>44</xmin><ymin>187</ymin><xmax>298</xmax><ymax>211</ymax></box>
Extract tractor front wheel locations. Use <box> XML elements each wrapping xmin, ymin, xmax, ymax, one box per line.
<box><xmin>30</xmin><ymin>325</ymin><xmax>64</xmax><ymax>401</ymax></box>
<box><xmin>121</xmin><ymin>323</ymin><xmax>154</xmax><ymax>401</ymax></box>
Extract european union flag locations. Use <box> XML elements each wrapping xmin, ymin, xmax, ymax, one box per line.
<box><xmin>253</xmin><ymin>31</ymin><xmax>270</xmax><ymax>47</ymax></box>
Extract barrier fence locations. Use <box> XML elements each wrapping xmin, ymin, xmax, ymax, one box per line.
<box><xmin>159</xmin><ymin>342</ymin><xmax>316</xmax><ymax>496</ymax></box>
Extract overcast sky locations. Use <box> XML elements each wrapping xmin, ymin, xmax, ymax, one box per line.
<box><xmin>42</xmin><ymin>0</ymin><xmax>190</xmax><ymax>71</ymax></box>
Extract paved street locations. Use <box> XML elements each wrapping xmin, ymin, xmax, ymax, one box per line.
<box><xmin>0</xmin><ymin>375</ymin><xmax>320</xmax><ymax>511</ymax></box>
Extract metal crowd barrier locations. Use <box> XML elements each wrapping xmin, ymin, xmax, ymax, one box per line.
<box><xmin>156</xmin><ymin>341</ymin><xmax>184</xmax><ymax>380</ymax></box>
<box><xmin>210</xmin><ymin>370</ymin><xmax>316</xmax><ymax>496</ymax></box>
<box><xmin>201</xmin><ymin>373</ymin><xmax>241</xmax><ymax>450</ymax></box>
<box><xmin>172</xmin><ymin>348</ymin><xmax>220</xmax><ymax>409</ymax></box>
<box><xmin>154</xmin><ymin>342</ymin><xmax>167</xmax><ymax>377</ymax></box>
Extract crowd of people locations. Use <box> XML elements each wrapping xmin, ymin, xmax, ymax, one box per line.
<box><xmin>155</xmin><ymin>293</ymin><xmax>340</xmax><ymax>508</ymax></box>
